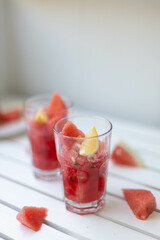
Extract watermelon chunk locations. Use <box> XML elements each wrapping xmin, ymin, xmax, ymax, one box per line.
<box><xmin>48</xmin><ymin>115</ymin><xmax>62</xmax><ymax>135</ymax></box>
<box><xmin>60</xmin><ymin>121</ymin><xmax>85</xmax><ymax>138</ymax></box>
<box><xmin>59</xmin><ymin>121</ymin><xmax>85</xmax><ymax>147</ymax></box>
<box><xmin>0</xmin><ymin>107</ymin><xmax>23</xmax><ymax>124</ymax></box>
<box><xmin>122</xmin><ymin>189</ymin><xmax>156</xmax><ymax>220</ymax></box>
<box><xmin>111</xmin><ymin>141</ymin><xmax>144</xmax><ymax>167</ymax></box>
<box><xmin>47</xmin><ymin>92</ymin><xmax>67</xmax><ymax>111</ymax></box>
<box><xmin>16</xmin><ymin>206</ymin><xmax>47</xmax><ymax>231</ymax></box>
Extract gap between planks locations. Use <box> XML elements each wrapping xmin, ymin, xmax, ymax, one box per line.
<box><xmin>1</xmin><ymin>137</ymin><xmax>160</xmax><ymax>174</ymax></box>
<box><xmin>95</xmin><ymin>214</ymin><xmax>160</xmax><ymax>240</ymax></box>
<box><xmin>0</xmin><ymin>175</ymin><xmax>159</xmax><ymax>240</ymax></box>
<box><xmin>0</xmin><ymin>169</ymin><xmax>160</xmax><ymax>212</ymax></box>
<box><xmin>0</xmin><ymin>153</ymin><xmax>160</xmax><ymax>208</ymax></box>
<box><xmin>0</xmin><ymin>136</ymin><xmax>160</xmax><ymax>239</ymax></box>
<box><xmin>0</xmin><ymin>199</ymin><xmax>89</xmax><ymax>240</ymax></box>
<box><xmin>109</xmin><ymin>172</ymin><xmax>160</xmax><ymax>192</ymax></box>
<box><xmin>0</xmin><ymin>233</ymin><xmax>14</xmax><ymax>240</ymax></box>
<box><xmin>1</xmin><ymin>152</ymin><xmax>160</xmax><ymax>193</ymax></box>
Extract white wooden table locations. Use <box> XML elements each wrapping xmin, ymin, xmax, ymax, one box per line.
<box><xmin>0</xmin><ymin>117</ymin><xmax>160</xmax><ymax>240</ymax></box>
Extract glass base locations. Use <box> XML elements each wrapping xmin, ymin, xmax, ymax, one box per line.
<box><xmin>65</xmin><ymin>195</ymin><xmax>105</xmax><ymax>215</ymax></box>
<box><xmin>33</xmin><ymin>167</ymin><xmax>60</xmax><ymax>181</ymax></box>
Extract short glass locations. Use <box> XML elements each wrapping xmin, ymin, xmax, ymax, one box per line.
<box><xmin>54</xmin><ymin>116</ymin><xmax>112</xmax><ymax>214</ymax></box>
<box><xmin>24</xmin><ymin>94</ymin><xmax>73</xmax><ymax>181</ymax></box>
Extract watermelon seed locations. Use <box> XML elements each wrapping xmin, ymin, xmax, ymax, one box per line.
<box><xmin>74</xmin><ymin>162</ymin><xmax>79</xmax><ymax>165</ymax></box>
<box><xmin>69</xmin><ymin>176</ymin><xmax>74</xmax><ymax>182</ymax></box>
<box><xmin>71</xmin><ymin>157</ymin><xmax>76</xmax><ymax>164</ymax></box>
<box><xmin>91</xmin><ymin>165</ymin><xmax>96</xmax><ymax>168</ymax></box>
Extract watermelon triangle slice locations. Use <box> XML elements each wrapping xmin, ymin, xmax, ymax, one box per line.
<box><xmin>60</xmin><ymin>121</ymin><xmax>85</xmax><ymax>137</ymax></box>
<box><xmin>16</xmin><ymin>206</ymin><xmax>47</xmax><ymax>231</ymax></box>
<box><xmin>59</xmin><ymin>121</ymin><xmax>85</xmax><ymax>147</ymax></box>
<box><xmin>47</xmin><ymin>92</ymin><xmax>67</xmax><ymax>111</ymax></box>
<box><xmin>122</xmin><ymin>189</ymin><xmax>156</xmax><ymax>220</ymax></box>
<box><xmin>0</xmin><ymin>107</ymin><xmax>23</xmax><ymax>124</ymax></box>
<box><xmin>111</xmin><ymin>141</ymin><xmax>144</xmax><ymax>167</ymax></box>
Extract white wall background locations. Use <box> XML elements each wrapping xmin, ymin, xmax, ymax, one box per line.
<box><xmin>4</xmin><ymin>0</ymin><xmax>160</xmax><ymax>126</ymax></box>
<box><xmin>0</xmin><ymin>0</ymin><xmax>8</xmax><ymax>94</ymax></box>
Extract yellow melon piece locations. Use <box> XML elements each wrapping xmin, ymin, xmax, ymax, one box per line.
<box><xmin>35</xmin><ymin>109</ymin><xmax>48</xmax><ymax>123</ymax></box>
<box><xmin>79</xmin><ymin>125</ymin><xmax>99</xmax><ymax>156</ymax></box>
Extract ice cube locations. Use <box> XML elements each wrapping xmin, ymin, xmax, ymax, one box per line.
<box><xmin>87</xmin><ymin>154</ymin><xmax>99</xmax><ymax>163</ymax></box>
<box><xmin>77</xmin><ymin>155</ymin><xmax>86</xmax><ymax>165</ymax></box>
<box><xmin>70</xmin><ymin>149</ymin><xmax>78</xmax><ymax>160</ymax></box>
<box><xmin>77</xmin><ymin>171</ymin><xmax>88</xmax><ymax>183</ymax></box>
<box><xmin>71</xmin><ymin>156</ymin><xmax>76</xmax><ymax>164</ymax></box>
<box><xmin>72</xmin><ymin>142</ymin><xmax>81</xmax><ymax>152</ymax></box>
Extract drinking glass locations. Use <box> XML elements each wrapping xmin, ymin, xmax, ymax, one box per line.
<box><xmin>54</xmin><ymin>116</ymin><xmax>112</xmax><ymax>214</ymax></box>
<box><xmin>24</xmin><ymin>94</ymin><xmax>73</xmax><ymax>181</ymax></box>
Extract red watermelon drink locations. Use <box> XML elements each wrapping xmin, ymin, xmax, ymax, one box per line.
<box><xmin>25</xmin><ymin>93</ymin><xmax>73</xmax><ymax>180</ymax></box>
<box><xmin>54</xmin><ymin>116</ymin><xmax>112</xmax><ymax>214</ymax></box>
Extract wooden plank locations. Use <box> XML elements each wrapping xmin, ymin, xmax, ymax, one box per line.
<box><xmin>97</xmin><ymin>195</ymin><xmax>160</xmax><ymax>239</ymax></box>
<box><xmin>9</xmin><ymin>134</ymin><xmax>29</xmax><ymax>146</ymax></box>
<box><xmin>111</xmin><ymin>135</ymin><xmax>160</xmax><ymax>171</ymax></box>
<box><xmin>136</xmin><ymin>153</ymin><xmax>160</xmax><ymax>171</ymax></box>
<box><xmin>0</xmin><ymin>152</ymin><xmax>160</xmax><ymax>207</ymax></box>
<box><xmin>112</xmin><ymin>136</ymin><xmax>160</xmax><ymax>158</ymax></box>
<box><xmin>0</xmin><ymin>204</ymin><xmax>76</xmax><ymax>240</ymax></box>
<box><xmin>1</xmin><ymin>137</ymin><xmax>160</xmax><ymax>173</ymax></box>
<box><xmin>109</xmin><ymin>163</ymin><xmax>160</xmax><ymax>190</ymax></box>
<box><xmin>112</xmin><ymin>118</ymin><xmax>160</xmax><ymax>143</ymax></box>
<box><xmin>0</xmin><ymin>178</ymin><xmax>156</xmax><ymax>240</ymax></box>
<box><xmin>0</xmin><ymin>140</ymin><xmax>31</xmax><ymax>164</ymax></box>
<box><xmin>0</xmin><ymin>137</ymin><xmax>159</xmax><ymax>178</ymax></box>
<box><xmin>11</xmin><ymin>120</ymin><xmax>160</xmax><ymax>150</ymax></box>
<box><xmin>0</xmin><ymin>156</ymin><xmax>64</xmax><ymax>200</ymax></box>
<box><xmin>107</xmin><ymin>175</ymin><xmax>160</xmax><ymax>210</ymax></box>
<box><xmin>0</xmin><ymin>122</ymin><xmax>160</xmax><ymax>239</ymax></box>
<box><xmin>2</xmin><ymin>130</ymin><xmax>160</xmax><ymax>173</ymax></box>
<box><xmin>1</xmin><ymin>118</ymin><xmax>159</xmax><ymax>173</ymax></box>
<box><xmin>77</xmin><ymin>109</ymin><xmax>160</xmax><ymax>143</ymax></box>
<box><xmin>112</xmin><ymin>141</ymin><xmax>160</xmax><ymax>172</ymax></box>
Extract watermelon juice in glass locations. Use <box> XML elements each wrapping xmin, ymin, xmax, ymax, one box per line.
<box><xmin>54</xmin><ymin>116</ymin><xmax>112</xmax><ymax>214</ymax></box>
<box><xmin>24</xmin><ymin>92</ymin><xmax>73</xmax><ymax>181</ymax></box>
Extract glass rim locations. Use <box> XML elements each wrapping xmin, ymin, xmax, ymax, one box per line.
<box><xmin>53</xmin><ymin>115</ymin><xmax>113</xmax><ymax>140</ymax></box>
<box><xmin>24</xmin><ymin>93</ymin><xmax>73</xmax><ymax>113</ymax></box>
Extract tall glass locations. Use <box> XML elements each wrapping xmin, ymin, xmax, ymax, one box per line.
<box><xmin>54</xmin><ymin>116</ymin><xmax>112</xmax><ymax>214</ymax></box>
<box><xmin>24</xmin><ymin>94</ymin><xmax>73</xmax><ymax>181</ymax></box>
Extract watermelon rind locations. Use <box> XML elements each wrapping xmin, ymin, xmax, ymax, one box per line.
<box><xmin>122</xmin><ymin>189</ymin><xmax>156</xmax><ymax>220</ymax></box>
<box><xmin>113</xmin><ymin>140</ymin><xmax>145</xmax><ymax>167</ymax></box>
